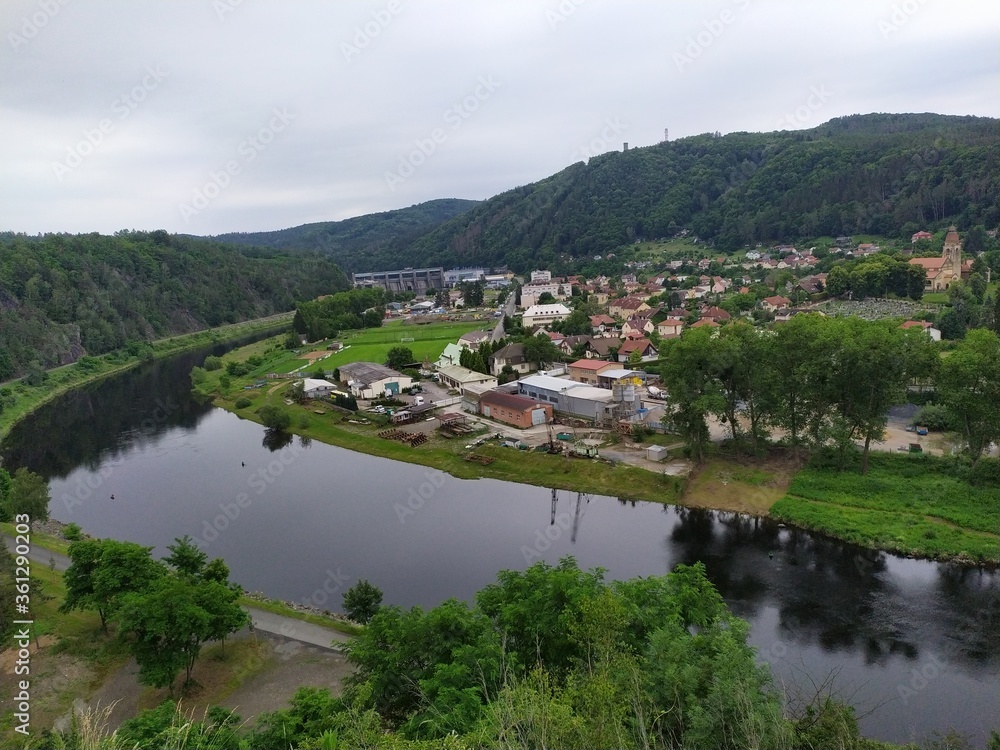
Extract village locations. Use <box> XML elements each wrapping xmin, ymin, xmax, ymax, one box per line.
<box><xmin>259</xmin><ymin>226</ymin><xmax>985</xmax><ymax>473</ymax></box>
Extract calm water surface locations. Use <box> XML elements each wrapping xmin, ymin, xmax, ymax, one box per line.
<box><xmin>3</xmin><ymin>348</ymin><xmax>997</xmax><ymax>746</ymax></box>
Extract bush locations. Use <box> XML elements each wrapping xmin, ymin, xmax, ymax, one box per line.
<box><xmin>63</xmin><ymin>523</ymin><xmax>83</xmax><ymax>541</ymax></box>
<box><xmin>246</xmin><ymin>355</ymin><xmax>264</xmax><ymax>369</ymax></box>
<box><xmin>234</xmin><ymin>396</ymin><xmax>252</xmax><ymax>409</ymax></box>
<box><xmin>258</xmin><ymin>404</ymin><xmax>291</xmax><ymax>430</ymax></box>
<box><xmin>189</xmin><ymin>366</ymin><xmax>207</xmax><ymax>385</ymax></box>
<box><xmin>203</xmin><ymin>355</ymin><xmax>223</xmax><ymax>371</ymax></box>
<box><xmin>343</xmin><ymin>579</ymin><xmax>383</xmax><ymax>624</ymax></box>
<box><xmin>225</xmin><ymin>360</ymin><xmax>251</xmax><ymax>377</ymax></box>
<box><xmin>297</xmin><ymin>414</ymin><xmax>311</xmax><ymax>429</ymax></box>
<box><xmin>914</xmin><ymin>403</ymin><xmax>957</xmax><ymax>431</ymax></box>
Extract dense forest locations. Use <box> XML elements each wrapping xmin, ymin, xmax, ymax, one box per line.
<box><xmin>0</xmin><ymin>231</ymin><xmax>348</xmax><ymax>380</ymax></box>
<box><xmin>209</xmin><ymin>198</ymin><xmax>479</xmax><ymax>273</ymax></box>
<box><xmin>393</xmin><ymin>114</ymin><xmax>999</xmax><ymax>271</ymax></box>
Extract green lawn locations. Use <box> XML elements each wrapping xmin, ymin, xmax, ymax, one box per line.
<box><xmin>770</xmin><ymin>453</ymin><xmax>1000</xmax><ymax>563</ymax></box>
<box><xmin>224</xmin><ymin>319</ymin><xmax>492</xmax><ymax>378</ymax></box>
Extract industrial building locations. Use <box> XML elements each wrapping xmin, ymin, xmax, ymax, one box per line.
<box><xmin>337</xmin><ymin>362</ymin><xmax>412</xmax><ymax>399</ymax></box>
<box><xmin>479</xmin><ymin>390</ymin><xmax>552</xmax><ymax>428</ymax></box>
<box><xmin>352</xmin><ymin>267</ymin><xmax>445</xmax><ymax>293</ymax></box>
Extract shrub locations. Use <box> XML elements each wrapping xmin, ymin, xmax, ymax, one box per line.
<box><xmin>234</xmin><ymin>396</ymin><xmax>252</xmax><ymax>409</ymax></box>
<box><xmin>189</xmin><ymin>366</ymin><xmax>207</xmax><ymax>385</ymax></box>
<box><xmin>914</xmin><ymin>403</ymin><xmax>957</xmax><ymax>431</ymax></box>
<box><xmin>203</xmin><ymin>355</ymin><xmax>223</xmax><ymax>371</ymax></box>
<box><xmin>259</xmin><ymin>404</ymin><xmax>291</xmax><ymax>430</ymax></box>
<box><xmin>63</xmin><ymin>523</ymin><xmax>83</xmax><ymax>541</ymax></box>
<box><xmin>298</xmin><ymin>414</ymin><xmax>311</xmax><ymax>429</ymax></box>
<box><xmin>343</xmin><ymin>579</ymin><xmax>383</xmax><ymax>624</ymax></box>
<box><xmin>246</xmin><ymin>355</ymin><xmax>264</xmax><ymax>369</ymax></box>
<box><xmin>225</xmin><ymin>360</ymin><xmax>251</xmax><ymax>377</ymax></box>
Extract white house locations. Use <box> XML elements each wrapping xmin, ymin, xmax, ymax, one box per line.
<box><xmin>337</xmin><ymin>362</ymin><xmax>413</xmax><ymax>399</ymax></box>
<box><xmin>522</xmin><ymin>303</ymin><xmax>571</xmax><ymax>328</ymax></box>
<box><xmin>302</xmin><ymin>378</ymin><xmax>338</xmax><ymax>398</ymax></box>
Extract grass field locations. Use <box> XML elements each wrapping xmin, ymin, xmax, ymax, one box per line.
<box><xmin>770</xmin><ymin>453</ymin><xmax>1000</xmax><ymax>563</ymax></box>
<box><xmin>682</xmin><ymin>455</ymin><xmax>796</xmax><ymax>516</ymax></box>
<box><xmin>223</xmin><ymin>319</ymin><xmax>492</xmax><ymax>379</ymax></box>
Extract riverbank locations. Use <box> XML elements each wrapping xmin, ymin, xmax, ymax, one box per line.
<box><xmin>193</xmin><ymin>344</ymin><xmax>687</xmax><ymax>508</ymax></box>
<box><xmin>0</xmin><ymin>530</ymin><xmax>355</xmax><ymax>740</ymax></box>
<box><xmin>197</xmin><ymin>332</ymin><xmax>1000</xmax><ymax>566</ymax></box>
<box><xmin>0</xmin><ymin>313</ymin><xmax>293</xmax><ymax>442</ymax></box>
<box><xmin>771</xmin><ymin>453</ymin><xmax>1000</xmax><ymax>565</ymax></box>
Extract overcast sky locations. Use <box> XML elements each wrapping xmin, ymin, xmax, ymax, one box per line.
<box><xmin>1</xmin><ymin>0</ymin><xmax>997</xmax><ymax>237</ymax></box>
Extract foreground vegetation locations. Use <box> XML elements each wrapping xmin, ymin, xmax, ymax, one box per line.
<box><xmin>771</xmin><ymin>452</ymin><xmax>1000</xmax><ymax>563</ymax></box>
<box><xmin>0</xmin><ymin>314</ymin><xmax>292</xmax><ymax>441</ymax></box>
<box><xmin>27</xmin><ymin>558</ymin><xmax>999</xmax><ymax>750</ymax></box>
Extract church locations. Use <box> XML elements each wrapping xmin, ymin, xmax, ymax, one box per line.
<box><xmin>908</xmin><ymin>226</ymin><xmax>973</xmax><ymax>292</ymax></box>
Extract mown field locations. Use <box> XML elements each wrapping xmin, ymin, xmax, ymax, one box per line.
<box><xmin>247</xmin><ymin>319</ymin><xmax>492</xmax><ymax>376</ymax></box>
<box><xmin>770</xmin><ymin>454</ymin><xmax>1000</xmax><ymax>563</ymax></box>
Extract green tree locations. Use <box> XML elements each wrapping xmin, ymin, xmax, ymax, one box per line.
<box><xmin>659</xmin><ymin>328</ymin><xmax>724</xmax><ymax>463</ymax></box>
<box><xmin>536</xmin><ymin>291</ymin><xmax>556</xmax><ymax>305</ymax></box>
<box><xmin>522</xmin><ymin>333</ymin><xmax>561</xmax><ymax>368</ymax></box>
<box><xmin>61</xmin><ymin>539</ymin><xmax>166</xmax><ymax>632</ymax></box>
<box><xmin>385</xmin><ymin>345</ymin><xmax>415</xmax><ymax>371</ymax></box>
<box><xmin>203</xmin><ymin>355</ymin><xmax>223</xmax><ymax>371</ymax></box>
<box><xmin>965</xmin><ymin>224</ymin><xmax>988</xmax><ymax>254</ymax></box>
<box><xmin>3</xmin><ymin>468</ymin><xmax>50</xmax><ymax>529</ymax></box>
<box><xmin>342</xmin><ymin>579</ymin><xmax>384</xmax><ymax>624</ymax></box>
<box><xmin>164</xmin><ymin>535</ymin><xmax>208</xmax><ymax>578</ymax></box>
<box><xmin>284</xmin><ymin>331</ymin><xmax>301</xmax><ymax>350</ymax></box>
<box><xmin>936</xmin><ymin>328</ymin><xmax>1000</xmax><ymax>462</ymax></box>
<box><xmin>258</xmin><ymin>404</ymin><xmax>292</xmax><ymax>431</ymax></box>
<box><xmin>117</xmin><ymin>575</ymin><xmax>247</xmax><ymax>691</ymax></box>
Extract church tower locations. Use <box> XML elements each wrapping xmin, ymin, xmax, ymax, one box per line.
<box><xmin>942</xmin><ymin>226</ymin><xmax>962</xmax><ymax>270</ymax></box>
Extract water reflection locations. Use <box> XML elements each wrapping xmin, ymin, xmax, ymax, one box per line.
<box><xmin>1</xmin><ymin>335</ymin><xmax>268</xmax><ymax>477</ymax></box>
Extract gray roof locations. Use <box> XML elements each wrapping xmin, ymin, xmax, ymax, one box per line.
<box><xmin>338</xmin><ymin>361</ymin><xmax>405</xmax><ymax>386</ymax></box>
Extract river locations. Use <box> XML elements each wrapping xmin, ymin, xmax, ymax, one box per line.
<box><xmin>2</xmin><ymin>344</ymin><xmax>997</xmax><ymax>746</ymax></box>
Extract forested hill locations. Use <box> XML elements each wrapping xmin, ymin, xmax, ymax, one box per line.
<box><xmin>209</xmin><ymin>197</ymin><xmax>479</xmax><ymax>273</ymax></box>
<box><xmin>402</xmin><ymin>113</ymin><xmax>1000</xmax><ymax>271</ymax></box>
<box><xmin>0</xmin><ymin>230</ymin><xmax>348</xmax><ymax>379</ymax></box>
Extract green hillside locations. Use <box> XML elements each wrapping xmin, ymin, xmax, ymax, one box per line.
<box><xmin>402</xmin><ymin>113</ymin><xmax>1000</xmax><ymax>271</ymax></box>
<box><xmin>210</xmin><ymin>197</ymin><xmax>479</xmax><ymax>273</ymax></box>
<box><xmin>0</xmin><ymin>230</ymin><xmax>348</xmax><ymax>380</ymax></box>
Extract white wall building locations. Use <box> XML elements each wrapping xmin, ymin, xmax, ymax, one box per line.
<box><xmin>521</xmin><ymin>303</ymin><xmax>572</xmax><ymax>328</ymax></box>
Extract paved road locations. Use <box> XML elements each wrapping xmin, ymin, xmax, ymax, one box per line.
<box><xmin>2</xmin><ymin>533</ymin><xmax>348</xmax><ymax>650</ymax></box>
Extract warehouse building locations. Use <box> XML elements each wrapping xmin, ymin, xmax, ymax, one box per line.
<box><xmin>516</xmin><ymin>375</ymin><xmax>615</xmax><ymax>422</ymax></box>
<box><xmin>479</xmin><ymin>390</ymin><xmax>552</xmax><ymax>428</ymax></box>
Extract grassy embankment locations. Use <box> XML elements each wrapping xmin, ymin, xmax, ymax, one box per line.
<box><xmin>0</xmin><ymin>521</ymin><xmax>361</xmax><ymax>638</ymax></box>
<box><xmin>0</xmin><ymin>313</ymin><xmax>294</xmax><ymax>442</ymax></box>
<box><xmin>196</xmin><ymin>322</ymin><xmax>687</xmax><ymax>506</ymax></box>
<box><xmin>771</xmin><ymin>453</ymin><xmax>1000</xmax><ymax>564</ymax></box>
<box><xmin>0</xmin><ymin>525</ymin><xmax>357</xmax><ymax>740</ymax></box>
